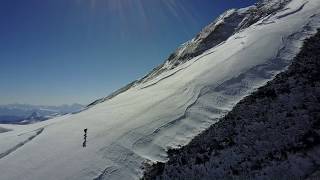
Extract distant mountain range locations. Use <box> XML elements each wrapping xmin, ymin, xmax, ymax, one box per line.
<box><xmin>0</xmin><ymin>103</ymin><xmax>84</xmax><ymax>124</ymax></box>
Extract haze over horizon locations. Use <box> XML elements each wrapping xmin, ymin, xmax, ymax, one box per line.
<box><xmin>0</xmin><ymin>0</ymin><xmax>256</xmax><ymax>106</ymax></box>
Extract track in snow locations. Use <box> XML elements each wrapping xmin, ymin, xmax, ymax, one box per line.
<box><xmin>0</xmin><ymin>128</ymin><xmax>44</xmax><ymax>159</ymax></box>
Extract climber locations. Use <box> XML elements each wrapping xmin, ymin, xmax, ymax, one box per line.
<box><xmin>83</xmin><ymin>128</ymin><xmax>88</xmax><ymax>147</ymax></box>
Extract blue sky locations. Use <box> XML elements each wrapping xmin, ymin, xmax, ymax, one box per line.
<box><xmin>0</xmin><ymin>0</ymin><xmax>256</xmax><ymax>106</ymax></box>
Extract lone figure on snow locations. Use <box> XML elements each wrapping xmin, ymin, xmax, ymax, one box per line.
<box><xmin>83</xmin><ymin>128</ymin><xmax>88</xmax><ymax>147</ymax></box>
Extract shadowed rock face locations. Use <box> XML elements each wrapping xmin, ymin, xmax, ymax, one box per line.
<box><xmin>237</xmin><ymin>0</ymin><xmax>292</xmax><ymax>30</ymax></box>
<box><xmin>143</xmin><ymin>30</ymin><xmax>320</xmax><ymax>180</ymax></box>
<box><xmin>165</xmin><ymin>9</ymin><xmax>248</xmax><ymax>68</ymax></box>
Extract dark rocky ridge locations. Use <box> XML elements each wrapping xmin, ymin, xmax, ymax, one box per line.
<box><xmin>142</xmin><ymin>30</ymin><xmax>320</xmax><ymax>179</ymax></box>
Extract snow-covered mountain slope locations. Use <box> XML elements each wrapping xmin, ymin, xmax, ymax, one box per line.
<box><xmin>0</xmin><ymin>0</ymin><xmax>320</xmax><ymax>179</ymax></box>
<box><xmin>87</xmin><ymin>0</ymin><xmax>291</xmax><ymax>99</ymax></box>
<box><xmin>87</xmin><ymin>0</ymin><xmax>292</xmax><ymax>108</ymax></box>
<box><xmin>145</xmin><ymin>29</ymin><xmax>320</xmax><ymax>180</ymax></box>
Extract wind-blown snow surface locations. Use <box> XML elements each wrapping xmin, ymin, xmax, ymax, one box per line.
<box><xmin>146</xmin><ymin>29</ymin><xmax>320</xmax><ymax>180</ymax></box>
<box><xmin>0</xmin><ymin>0</ymin><xmax>320</xmax><ymax>179</ymax></box>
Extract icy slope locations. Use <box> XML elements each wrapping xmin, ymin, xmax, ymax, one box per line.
<box><xmin>131</xmin><ymin>0</ymin><xmax>292</xmax><ymax>86</ymax></box>
<box><xmin>0</xmin><ymin>0</ymin><xmax>320</xmax><ymax>179</ymax></box>
<box><xmin>87</xmin><ymin>0</ymin><xmax>292</xmax><ymax>107</ymax></box>
<box><xmin>146</xmin><ymin>29</ymin><xmax>320</xmax><ymax>180</ymax></box>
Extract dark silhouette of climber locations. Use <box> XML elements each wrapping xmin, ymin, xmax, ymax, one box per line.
<box><xmin>83</xmin><ymin>128</ymin><xmax>88</xmax><ymax>147</ymax></box>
